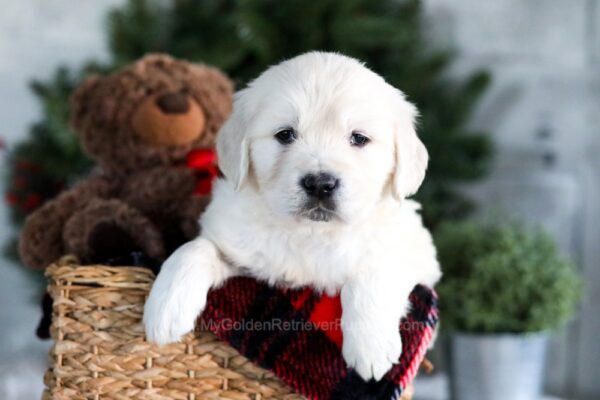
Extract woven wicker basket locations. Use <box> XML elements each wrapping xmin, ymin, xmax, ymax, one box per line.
<box><xmin>43</xmin><ymin>256</ymin><xmax>415</xmax><ymax>400</ymax></box>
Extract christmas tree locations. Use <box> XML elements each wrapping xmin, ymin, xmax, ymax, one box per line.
<box><xmin>4</xmin><ymin>0</ymin><xmax>492</xmax><ymax>262</ymax></box>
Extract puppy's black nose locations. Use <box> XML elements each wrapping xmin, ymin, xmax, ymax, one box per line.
<box><xmin>301</xmin><ymin>173</ymin><xmax>339</xmax><ymax>198</ymax></box>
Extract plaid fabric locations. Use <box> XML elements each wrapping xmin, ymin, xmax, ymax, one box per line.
<box><xmin>199</xmin><ymin>278</ymin><xmax>439</xmax><ymax>400</ymax></box>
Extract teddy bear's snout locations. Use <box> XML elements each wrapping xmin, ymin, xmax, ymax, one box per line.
<box><xmin>132</xmin><ymin>91</ymin><xmax>206</xmax><ymax>147</ymax></box>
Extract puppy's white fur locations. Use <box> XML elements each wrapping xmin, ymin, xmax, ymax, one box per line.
<box><xmin>144</xmin><ymin>52</ymin><xmax>441</xmax><ymax>381</ymax></box>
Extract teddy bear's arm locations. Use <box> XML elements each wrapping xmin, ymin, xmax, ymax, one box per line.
<box><xmin>62</xmin><ymin>197</ymin><xmax>165</xmax><ymax>263</ymax></box>
<box><xmin>19</xmin><ymin>175</ymin><xmax>116</xmax><ymax>269</ymax></box>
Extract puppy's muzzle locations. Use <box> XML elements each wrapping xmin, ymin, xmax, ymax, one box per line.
<box><xmin>298</xmin><ymin>172</ymin><xmax>339</xmax><ymax>222</ymax></box>
<box><xmin>300</xmin><ymin>172</ymin><xmax>339</xmax><ymax>199</ymax></box>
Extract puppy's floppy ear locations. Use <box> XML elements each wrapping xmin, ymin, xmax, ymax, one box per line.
<box><xmin>392</xmin><ymin>94</ymin><xmax>428</xmax><ymax>200</ymax></box>
<box><xmin>216</xmin><ymin>89</ymin><xmax>252</xmax><ymax>190</ymax></box>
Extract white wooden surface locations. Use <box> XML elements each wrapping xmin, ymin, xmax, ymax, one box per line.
<box><xmin>414</xmin><ymin>375</ymin><xmax>565</xmax><ymax>400</ymax></box>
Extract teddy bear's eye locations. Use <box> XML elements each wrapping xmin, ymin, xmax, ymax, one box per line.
<box><xmin>350</xmin><ymin>131</ymin><xmax>370</xmax><ymax>147</ymax></box>
<box><xmin>274</xmin><ymin>128</ymin><xmax>297</xmax><ymax>145</ymax></box>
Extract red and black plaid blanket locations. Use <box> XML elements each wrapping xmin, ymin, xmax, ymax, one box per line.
<box><xmin>200</xmin><ymin>277</ymin><xmax>439</xmax><ymax>400</ymax></box>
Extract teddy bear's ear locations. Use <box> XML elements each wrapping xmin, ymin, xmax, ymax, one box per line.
<box><xmin>205</xmin><ymin>68</ymin><xmax>234</xmax><ymax>100</ymax></box>
<box><xmin>187</xmin><ymin>64</ymin><xmax>234</xmax><ymax>139</ymax></box>
<box><xmin>70</xmin><ymin>76</ymin><xmax>102</xmax><ymax>133</ymax></box>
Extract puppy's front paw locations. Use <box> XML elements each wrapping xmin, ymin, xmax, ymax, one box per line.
<box><xmin>342</xmin><ymin>325</ymin><xmax>402</xmax><ymax>381</ymax></box>
<box><xmin>143</xmin><ymin>238</ymin><xmax>226</xmax><ymax>345</ymax></box>
<box><xmin>143</xmin><ymin>284</ymin><xmax>205</xmax><ymax>345</ymax></box>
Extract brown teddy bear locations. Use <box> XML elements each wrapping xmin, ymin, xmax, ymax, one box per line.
<box><xmin>19</xmin><ymin>54</ymin><xmax>233</xmax><ymax>269</ymax></box>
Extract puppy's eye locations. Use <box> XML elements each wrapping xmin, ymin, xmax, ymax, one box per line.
<box><xmin>350</xmin><ymin>131</ymin><xmax>370</xmax><ymax>147</ymax></box>
<box><xmin>274</xmin><ymin>128</ymin><xmax>297</xmax><ymax>145</ymax></box>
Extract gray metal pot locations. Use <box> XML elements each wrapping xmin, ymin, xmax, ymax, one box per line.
<box><xmin>449</xmin><ymin>333</ymin><xmax>549</xmax><ymax>400</ymax></box>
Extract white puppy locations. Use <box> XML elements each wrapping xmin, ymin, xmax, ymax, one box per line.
<box><xmin>144</xmin><ymin>52</ymin><xmax>441</xmax><ymax>381</ymax></box>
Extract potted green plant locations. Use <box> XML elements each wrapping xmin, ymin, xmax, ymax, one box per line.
<box><xmin>435</xmin><ymin>220</ymin><xmax>581</xmax><ymax>400</ymax></box>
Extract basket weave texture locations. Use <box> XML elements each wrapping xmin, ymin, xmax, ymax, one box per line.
<box><xmin>42</xmin><ymin>255</ymin><xmax>414</xmax><ymax>400</ymax></box>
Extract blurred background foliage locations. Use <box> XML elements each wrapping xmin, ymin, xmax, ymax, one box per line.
<box><xmin>4</xmin><ymin>0</ymin><xmax>492</xmax><ymax>262</ymax></box>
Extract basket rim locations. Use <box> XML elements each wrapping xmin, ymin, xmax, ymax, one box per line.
<box><xmin>46</xmin><ymin>255</ymin><xmax>155</xmax><ymax>289</ymax></box>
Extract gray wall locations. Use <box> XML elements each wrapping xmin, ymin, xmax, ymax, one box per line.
<box><xmin>424</xmin><ymin>1</ymin><xmax>600</xmax><ymax>399</ymax></box>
